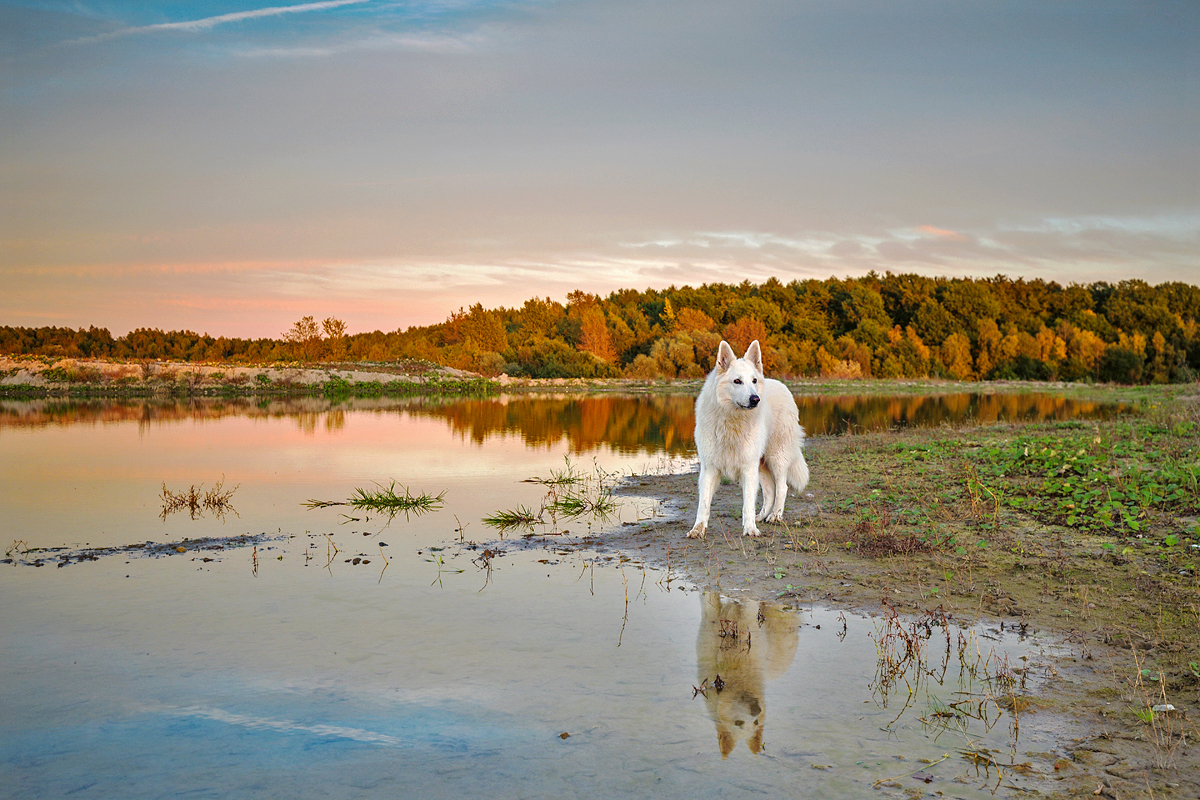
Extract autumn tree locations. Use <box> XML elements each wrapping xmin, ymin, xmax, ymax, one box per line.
<box><xmin>577</xmin><ymin>307</ymin><xmax>616</xmax><ymax>362</ymax></box>
<box><xmin>676</xmin><ymin>307</ymin><xmax>716</xmax><ymax>332</ymax></box>
<box><xmin>444</xmin><ymin>304</ymin><xmax>507</xmax><ymax>352</ymax></box>
<box><xmin>322</xmin><ymin>317</ymin><xmax>348</xmax><ymax>360</ymax></box>
<box><xmin>284</xmin><ymin>316</ymin><xmax>322</xmax><ymax>360</ymax></box>
<box><xmin>974</xmin><ymin>319</ymin><xmax>1002</xmax><ymax>378</ymax></box>
<box><xmin>722</xmin><ymin>317</ymin><xmax>769</xmax><ymax>358</ymax></box>
<box><xmin>940</xmin><ymin>333</ymin><xmax>974</xmax><ymax>380</ymax></box>
<box><xmin>516</xmin><ymin>297</ymin><xmax>565</xmax><ymax>344</ymax></box>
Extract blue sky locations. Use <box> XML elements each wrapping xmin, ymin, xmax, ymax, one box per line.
<box><xmin>2</xmin><ymin>0</ymin><xmax>1197</xmax><ymax>337</ymax></box>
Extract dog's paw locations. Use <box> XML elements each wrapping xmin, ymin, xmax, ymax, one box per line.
<box><xmin>686</xmin><ymin>523</ymin><xmax>707</xmax><ymax>539</ymax></box>
<box><xmin>762</xmin><ymin>511</ymin><xmax>783</xmax><ymax>523</ymax></box>
<box><xmin>742</xmin><ymin>526</ymin><xmax>762</xmax><ymax>537</ymax></box>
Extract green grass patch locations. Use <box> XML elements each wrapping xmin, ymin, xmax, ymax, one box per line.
<box><xmin>485</xmin><ymin>457</ymin><xmax>619</xmax><ymax>532</ymax></box>
<box><xmin>304</xmin><ymin>481</ymin><xmax>446</xmax><ymax>522</ymax></box>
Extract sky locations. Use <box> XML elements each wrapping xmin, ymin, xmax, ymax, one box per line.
<box><xmin>2</xmin><ymin>0</ymin><xmax>1197</xmax><ymax>338</ymax></box>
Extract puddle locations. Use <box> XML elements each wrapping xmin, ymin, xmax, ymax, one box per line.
<box><xmin>0</xmin><ymin>394</ymin><xmax>1100</xmax><ymax>798</ymax></box>
<box><xmin>1</xmin><ymin>546</ymin><xmax>1063</xmax><ymax>799</ymax></box>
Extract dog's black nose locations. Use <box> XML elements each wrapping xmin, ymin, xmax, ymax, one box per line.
<box><xmin>748</xmin><ymin>394</ymin><xmax>759</xmax><ymax>408</ymax></box>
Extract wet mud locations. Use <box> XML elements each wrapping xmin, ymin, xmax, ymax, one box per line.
<box><xmin>3</xmin><ymin>532</ymin><xmax>288</xmax><ymax>568</ymax></box>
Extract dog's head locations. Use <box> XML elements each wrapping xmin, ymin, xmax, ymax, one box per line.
<box><xmin>713</xmin><ymin>689</ymin><xmax>765</xmax><ymax>757</ymax></box>
<box><xmin>714</xmin><ymin>340</ymin><xmax>764</xmax><ymax>410</ymax></box>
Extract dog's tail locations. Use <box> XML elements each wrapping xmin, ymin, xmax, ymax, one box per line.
<box><xmin>787</xmin><ymin>443</ymin><xmax>810</xmax><ymax>494</ymax></box>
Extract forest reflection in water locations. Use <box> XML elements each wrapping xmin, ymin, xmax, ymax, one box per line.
<box><xmin>0</xmin><ymin>389</ymin><xmax>1089</xmax><ymax>798</ymax></box>
<box><xmin>1</xmin><ymin>390</ymin><xmax>1129</xmax><ymax>456</ymax></box>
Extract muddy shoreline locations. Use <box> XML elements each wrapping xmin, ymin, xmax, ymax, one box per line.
<box><xmin>607</xmin><ymin>428</ymin><xmax>1199</xmax><ymax>800</ymax></box>
<box><xmin>2</xmin><ymin>533</ymin><xmax>290</xmax><ymax>569</ymax></box>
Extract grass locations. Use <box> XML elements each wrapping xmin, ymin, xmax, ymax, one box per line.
<box><xmin>484</xmin><ymin>457</ymin><xmax>620</xmax><ymax>532</ymax></box>
<box><xmin>1128</xmin><ymin>645</ymin><xmax>1200</xmax><ymax>771</ymax></box>
<box><xmin>523</xmin><ymin>460</ymin><xmax>586</xmax><ymax>487</ymax></box>
<box><xmin>321</xmin><ymin>375</ymin><xmax>497</xmax><ymax>398</ymax></box>
<box><xmin>304</xmin><ymin>481</ymin><xmax>446</xmax><ymax>522</ymax></box>
<box><xmin>822</xmin><ymin>397</ymin><xmax>1199</xmax><ymax>560</ymax></box>
<box><xmin>863</xmin><ymin>603</ymin><xmax>1036</xmax><ymax>791</ymax></box>
<box><xmin>482</xmin><ymin>506</ymin><xmax>540</xmax><ymax>529</ymax></box>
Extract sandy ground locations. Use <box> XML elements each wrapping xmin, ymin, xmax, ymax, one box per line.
<box><xmin>606</xmin><ymin>432</ymin><xmax>1199</xmax><ymax>800</ymax></box>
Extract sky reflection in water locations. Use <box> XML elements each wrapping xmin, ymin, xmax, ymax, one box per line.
<box><xmin>0</xmin><ymin>393</ymin><xmax>1109</xmax><ymax>798</ymax></box>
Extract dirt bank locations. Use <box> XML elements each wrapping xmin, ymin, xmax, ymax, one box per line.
<box><xmin>0</xmin><ymin>355</ymin><xmax>478</xmax><ymax>388</ymax></box>
<box><xmin>608</xmin><ymin>415</ymin><xmax>1200</xmax><ymax>799</ymax></box>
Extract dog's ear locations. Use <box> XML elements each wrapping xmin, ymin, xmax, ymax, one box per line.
<box><xmin>744</xmin><ymin>340</ymin><xmax>763</xmax><ymax>373</ymax></box>
<box><xmin>716</xmin><ymin>340</ymin><xmax>736</xmax><ymax>372</ymax></box>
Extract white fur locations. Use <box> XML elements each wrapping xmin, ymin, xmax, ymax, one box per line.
<box><xmin>687</xmin><ymin>340</ymin><xmax>809</xmax><ymax>538</ymax></box>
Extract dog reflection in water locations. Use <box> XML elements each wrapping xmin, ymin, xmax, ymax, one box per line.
<box><xmin>696</xmin><ymin>591</ymin><xmax>799</xmax><ymax>757</ymax></box>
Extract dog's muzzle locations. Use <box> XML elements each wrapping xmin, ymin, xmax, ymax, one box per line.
<box><xmin>746</xmin><ymin>394</ymin><xmax>760</xmax><ymax>409</ymax></box>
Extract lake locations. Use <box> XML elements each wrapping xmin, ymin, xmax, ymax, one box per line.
<box><xmin>0</xmin><ymin>392</ymin><xmax>1125</xmax><ymax>798</ymax></box>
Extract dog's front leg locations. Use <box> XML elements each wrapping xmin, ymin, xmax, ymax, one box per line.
<box><xmin>688</xmin><ymin>466</ymin><xmax>721</xmax><ymax>539</ymax></box>
<box><xmin>741</xmin><ymin>468</ymin><xmax>762</xmax><ymax>536</ymax></box>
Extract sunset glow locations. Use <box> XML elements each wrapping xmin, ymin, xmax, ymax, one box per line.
<box><xmin>3</xmin><ymin>1</ymin><xmax>1196</xmax><ymax>338</ymax></box>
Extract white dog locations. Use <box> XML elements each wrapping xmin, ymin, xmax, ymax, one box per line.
<box><xmin>688</xmin><ymin>340</ymin><xmax>809</xmax><ymax>538</ymax></box>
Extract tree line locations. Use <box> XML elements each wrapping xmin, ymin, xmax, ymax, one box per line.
<box><xmin>3</xmin><ymin>274</ymin><xmax>1198</xmax><ymax>384</ymax></box>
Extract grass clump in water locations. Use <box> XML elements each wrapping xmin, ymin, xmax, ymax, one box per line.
<box><xmin>485</xmin><ymin>457</ymin><xmax>618</xmax><ymax>532</ymax></box>
<box><xmin>305</xmin><ymin>481</ymin><xmax>445</xmax><ymax>523</ymax></box>
<box><xmin>482</xmin><ymin>506</ymin><xmax>540</xmax><ymax>530</ymax></box>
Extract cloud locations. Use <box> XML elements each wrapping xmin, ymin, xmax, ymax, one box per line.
<box><xmin>240</xmin><ymin>30</ymin><xmax>486</xmax><ymax>59</ymax></box>
<box><xmin>999</xmin><ymin>214</ymin><xmax>1200</xmax><ymax>240</ymax></box>
<box><xmin>73</xmin><ymin>0</ymin><xmax>371</xmax><ymax>44</ymax></box>
<box><xmin>915</xmin><ymin>225</ymin><xmax>970</xmax><ymax>242</ymax></box>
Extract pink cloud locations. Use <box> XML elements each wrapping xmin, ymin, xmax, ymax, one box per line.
<box><xmin>916</xmin><ymin>225</ymin><xmax>970</xmax><ymax>242</ymax></box>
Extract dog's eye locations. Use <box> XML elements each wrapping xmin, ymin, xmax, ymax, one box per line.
<box><xmin>733</xmin><ymin>378</ymin><xmax>742</xmax><ymax>385</ymax></box>
<box><xmin>752</xmin><ymin>378</ymin><xmax>758</xmax><ymax>384</ymax></box>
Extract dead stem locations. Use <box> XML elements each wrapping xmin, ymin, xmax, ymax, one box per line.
<box><xmin>160</xmin><ymin>477</ymin><xmax>239</xmax><ymax>521</ymax></box>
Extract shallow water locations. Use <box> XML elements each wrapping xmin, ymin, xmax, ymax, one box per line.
<box><xmin>0</xmin><ymin>394</ymin><xmax>1108</xmax><ymax>798</ymax></box>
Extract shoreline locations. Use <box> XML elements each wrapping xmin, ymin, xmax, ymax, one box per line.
<box><xmin>2</xmin><ymin>355</ymin><xmax>1191</xmax><ymax>401</ymax></box>
<box><xmin>0</xmin><ymin>356</ymin><xmax>495</xmax><ymax>398</ymax></box>
<box><xmin>603</xmin><ymin>417</ymin><xmax>1199</xmax><ymax>799</ymax></box>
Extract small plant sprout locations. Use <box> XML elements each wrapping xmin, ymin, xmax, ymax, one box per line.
<box><xmin>426</xmin><ymin>549</ymin><xmax>463</xmax><ymax>587</ymax></box>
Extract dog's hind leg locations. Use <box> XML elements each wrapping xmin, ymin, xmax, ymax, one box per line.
<box><xmin>755</xmin><ymin>463</ymin><xmax>777</xmax><ymax>522</ymax></box>
<box><xmin>688</xmin><ymin>466</ymin><xmax>721</xmax><ymax>539</ymax></box>
<box><xmin>759</xmin><ymin>460</ymin><xmax>789</xmax><ymax>523</ymax></box>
